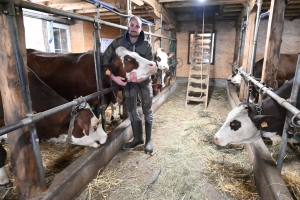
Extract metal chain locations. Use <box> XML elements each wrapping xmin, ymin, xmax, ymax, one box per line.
<box><xmin>255</xmin><ymin>100</ymin><xmax>263</xmax><ymax>115</ymax></box>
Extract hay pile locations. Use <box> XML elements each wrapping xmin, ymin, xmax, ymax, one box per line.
<box><xmin>77</xmin><ymin>86</ymin><xmax>259</xmax><ymax>200</ymax></box>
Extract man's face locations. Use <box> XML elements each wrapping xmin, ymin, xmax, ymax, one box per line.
<box><xmin>128</xmin><ymin>18</ymin><xmax>142</xmax><ymax>38</ymax></box>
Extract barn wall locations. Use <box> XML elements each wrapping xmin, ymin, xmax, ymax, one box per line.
<box><xmin>175</xmin><ymin>19</ymin><xmax>300</xmax><ymax>79</ymax></box>
<box><xmin>176</xmin><ymin>21</ymin><xmax>236</xmax><ymax>79</ymax></box>
<box><xmin>70</xmin><ymin>22</ymin><xmax>120</xmax><ymax>52</ymax></box>
<box><xmin>255</xmin><ymin>19</ymin><xmax>300</xmax><ymax>60</ymax></box>
<box><xmin>70</xmin><ymin>21</ymin><xmax>84</xmax><ymax>52</ymax></box>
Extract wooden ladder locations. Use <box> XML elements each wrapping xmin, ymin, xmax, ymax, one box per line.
<box><xmin>185</xmin><ymin>31</ymin><xmax>212</xmax><ymax>109</ymax></box>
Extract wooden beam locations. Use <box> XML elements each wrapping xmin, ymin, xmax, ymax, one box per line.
<box><xmin>159</xmin><ymin>0</ymin><xmax>245</xmax><ymax>2</ymax></box>
<box><xmin>0</xmin><ymin>2</ymin><xmax>46</xmax><ymax>198</ymax></box>
<box><xmin>163</xmin><ymin>0</ymin><xmax>247</xmax><ymax>8</ymax></box>
<box><xmin>261</xmin><ymin>0</ymin><xmax>286</xmax><ymax>89</ymax></box>
<box><xmin>238</xmin><ymin>12</ymin><xmax>256</xmax><ymax>101</ymax></box>
<box><xmin>144</xmin><ymin>0</ymin><xmax>177</xmax><ymax>26</ymax></box>
<box><xmin>131</xmin><ymin>0</ymin><xmax>144</xmax><ymax>6</ymax></box>
<box><xmin>47</xmin><ymin>2</ymin><xmax>98</xmax><ymax>11</ymax></box>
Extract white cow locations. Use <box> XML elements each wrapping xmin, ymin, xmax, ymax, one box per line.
<box><xmin>214</xmin><ymin>79</ymin><xmax>298</xmax><ymax>146</ymax></box>
<box><xmin>154</xmin><ymin>48</ymin><xmax>174</xmax><ymax>88</ymax></box>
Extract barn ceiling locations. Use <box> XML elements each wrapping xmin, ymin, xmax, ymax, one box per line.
<box><xmin>28</xmin><ymin>0</ymin><xmax>300</xmax><ymax>29</ymax></box>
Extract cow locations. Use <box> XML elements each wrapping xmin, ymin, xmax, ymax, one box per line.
<box><xmin>153</xmin><ymin>48</ymin><xmax>174</xmax><ymax>88</ymax></box>
<box><xmin>1</xmin><ymin>68</ymin><xmax>108</xmax><ymax>147</ymax></box>
<box><xmin>214</xmin><ymin>78</ymin><xmax>299</xmax><ymax>146</ymax></box>
<box><xmin>228</xmin><ymin>54</ymin><xmax>297</xmax><ymax>88</ymax></box>
<box><xmin>0</xmin><ymin>68</ymin><xmax>109</xmax><ymax>189</ymax></box>
<box><xmin>26</xmin><ymin>47</ymin><xmax>157</xmax><ymax>121</ymax></box>
<box><xmin>0</xmin><ymin>144</ymin><xmax>10</xmax><ymax>188</ymax></box>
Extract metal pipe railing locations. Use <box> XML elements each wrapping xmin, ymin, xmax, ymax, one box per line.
<box><xmin>0</xmin><ymin>0</ymin><xmax>175</xmax><ymax>41</ymax></box>
<box><xmin>234</xmin><ymin>65</ymin><xmax>300</xmax><ymax>117</ymax></box>
<box><xmin>0</xmin><ymin>86</ymin><xmax>118</xmax><ymax>136</ymax></box>
<box><xmin>246</xmin><ymin>0</ymin><xmax>263</xmax><ymax>104</ymax></box>
<box><xmin>277</xmin><ymin>53</ymin><xmax>300</xmax><ymax>171</ymax></box>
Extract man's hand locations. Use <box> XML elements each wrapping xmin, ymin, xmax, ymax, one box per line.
<box><xmin>109</xmin><ymin>72</ymin><xmax>127</xmax><ymax>86</ymax></box>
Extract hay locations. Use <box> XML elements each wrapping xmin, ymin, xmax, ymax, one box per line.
<box><xmin>0</xmin><ymin>113</ymin><xmax>121</xmax><ymax>199</ymax></box>
<box><xmin>76</xmin><ymin>86</ymin><xmax>260</xmax><ymax>199</ymax></box>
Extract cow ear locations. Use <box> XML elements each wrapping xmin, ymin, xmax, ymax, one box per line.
<box><xmin>168</xmin><ymin>52</ymin><xmax>175</xmax><ymax>58</ymax></box>
<box><xmin>73</xmin><ymin>118</ymin><xmax>90</xmax><ymax>137</ymax></box>
<box><xmin>252</xmin><ymin>115</ymin><xmax>275</xmax><ymax>129</ymax></box>
<box><xmin>102</xmin><ymin>63</ymin><xmax>116</xmax><ymax>73</ymax></box>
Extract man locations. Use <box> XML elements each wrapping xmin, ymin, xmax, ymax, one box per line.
<box><xmin>102</xmin><ymin>16</ymin><xmax>154</xmax><ymax>153</ymax></box>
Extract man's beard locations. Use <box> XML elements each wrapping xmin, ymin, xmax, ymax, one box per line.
<box><xmin>129</xmin><ymin>32</ymin><xmax>139</xmax><ymax>37</ymax></box>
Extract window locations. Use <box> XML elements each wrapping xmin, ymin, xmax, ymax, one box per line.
<box><xmin>188</xmin><ymin>31</ymin><xmax>215</xmax><ymax>64</ymax></box>
<box><xmin>49</xmin><ymin>23</ymin><xmax>71</xmax><ymax>53</ymax></box>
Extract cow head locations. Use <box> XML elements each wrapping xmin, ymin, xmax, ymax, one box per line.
<box><xmin>214</xmin><ymin>103</ymin><xmax>276</xmax><ymax>146</ymax></box>
<box><xmin>154</xmin><ymin>48</ymin><xmax>174</xmax><ymax>72</ymax></box>
<box><xmin>152</xmin><ymin>83</ymin><xmax>162</xmax><ymax>96</ymax></box>
<box><xmin>71</xmin><ymin>102</ymin><xmax>108</xmax><ymax>148</ymax></box>
<box><xmin>228</xmin><ymin>73</ymin><xmax>242</xmax><ymax>85</ymax></box>
<box><xmin>109</xmin><ymin>47</ymin><xmax>157</xmax><ymax>82</ymax></box>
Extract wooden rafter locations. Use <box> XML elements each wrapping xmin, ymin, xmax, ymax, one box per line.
<box><xmin>162</xmin><ymin>0</ymin><xmax>247</xmax><ymax>8</ymax></box>
<box><xmin>144</xmin><ymin>0</ymin><xmax>177</xmax><ymax>26</ymax></box>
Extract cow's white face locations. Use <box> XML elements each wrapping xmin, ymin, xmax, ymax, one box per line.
<box><xmin>155</xmin><ymin>48</ymin><xmax>171</xmax><ymax>71</ymax></box>
<box><xmin>230</xmin><ymin>73</ymin><xmax>242</xmax><ymax>85</ymax></box>
<box><xmin>0</xmin><ymin>166</ymin><xmax>10</xmax><ymax>185</ymax></box>
<box><xmin>72</xmin><ymin>122</ymin><xmax>108</xmax><ymax>148</ymax></box>
<box><xmin>115</xmin><ymin>47</ymin><xmax>157</xmax><ymax>82</ymax></box>
<box><xmin>214</xmin><ymin>104</ymin><xmax>261</xmax><ymax>146</ymax></box>
<box><xmin>47</xmin><ymin>102</ymin><xmax>108</xmax><ymax>148</ymax></box>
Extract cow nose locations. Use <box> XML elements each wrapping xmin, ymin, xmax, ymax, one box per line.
<box><xmin>213</xmin><ymin>136</ymin><xmax>219</xmax><ymax>144</ymax></box>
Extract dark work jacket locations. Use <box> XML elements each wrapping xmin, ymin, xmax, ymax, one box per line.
<box><xmin>102</xmin><ymin>30</ymin><xmax>153</xmax><ymax>64</ymax></box>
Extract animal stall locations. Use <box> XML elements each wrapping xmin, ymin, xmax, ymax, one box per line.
<box><xmin>0</xmin><ymin>0</ymin><xmax>177</xmax><ymax>199</ymax></box>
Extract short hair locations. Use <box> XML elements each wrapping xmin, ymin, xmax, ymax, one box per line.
<box><xmin>129</xmin><ymin>15</ymin><xmax>142</xmax><ymax>25</ymax></box>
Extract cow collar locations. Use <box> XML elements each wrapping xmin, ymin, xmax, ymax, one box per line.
<box><xmin>67</xmin><ymin>98</ymin><xmax>87</xmax><ymax>143</ymax></box>
<box><xmin>248</xmin><ymin>101</ymin><xmax>265</xmax><ymax>135</ymax></box>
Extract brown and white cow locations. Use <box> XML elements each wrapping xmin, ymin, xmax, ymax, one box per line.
<box><xmin>0</xmin><ymin>68</ymin><xmax>108</xmax><ymax>189</ymax></box>
<box><xmin>26</xmin><ymin>47</ymin><xmax>157</xmax><ymax>121</ymax></box>
<box><xmin>0</xmin><ymin>68</ymin><xmax>108</xmax><ymax>147</ymax></box>
<box><xmin>0</xmin><ymin>144</ymin><xmax>10</xmax><ymax>188</ymax></box>
<box><xmin>229</xmin><ymin>54</ymin><xmax>297</xmax><ymax>87</ymax></box>
<box><xmin>214</xmin><ymin>79</ymin><xmax>298</xmax><ymax>146</ymax></box>
<box><xmin>153</xmin><ymin>48</ymin><xmax>174</xmax><ymax>88</ymax></box>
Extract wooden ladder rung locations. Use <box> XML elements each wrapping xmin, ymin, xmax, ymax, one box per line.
<box><xmin>186</xmin><ymin>96</ymin><xmax>206</xmax><ymax>102</ymax></box>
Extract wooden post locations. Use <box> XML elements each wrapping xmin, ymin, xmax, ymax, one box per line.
<box><xmin>239</xmin><ymin>12</ymin><xmax>256</xmax><ymax>101</ymax></box>
<box><xmin>118</xmin><ymin>0</ymin><xmax>129</xmax><ymax>119</ymax></box>
<box><xmin>153</xmin><ymin>18</ymin><xmax>162</xmax><ymax>51</ymax></box>
<box><xmin>0</xmin><ymin>1</ymin><xmax>46</xmax><ymax>198</ymax></box>
<box><xmin>261</xmin><ymin>0</ymin><xmax>286</xmax><ymax>88</ymax></box>
<box><xmin>119</xmin><ymin>0</ymin><xmax>130</xmax><ymax>35</ymax></box>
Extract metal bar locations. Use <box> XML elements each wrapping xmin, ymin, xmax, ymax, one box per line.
<box><xmin>277</xmin><ymin>53</ymin><xmax>300</xmax><ymax>170</ymax></box>
<box><xmin>6</xmin><ymin>1</ymin><xmax>46</xmax><ymax>190</ymax></box>
<box><xmin>236</xmin><ymin>18</ymin><xmax>244</xmax><ymax>66</ymax></box>
<box><xmin>0</xmin><ymin>86</ymin><xmax>118</xmax><ymax>136</ymax></box>
<box><xmin>234</xmin><ymin>65</ymin><xmax>300</xmax><ymax>116</ymax></box>
<box><xmin>0</xmin><ymin>0</ymin><xmax>176</xmax><ymax>41</ymax></box>
<box><xmin>23</xmin><ymin>10</ymin><xmax>76</xmax><ymax>25</ymax></box>
<box><xmin>246</xmin><ymin>0</ymin><xmax>263</xmax><ymax>104</ymax></box>
<box><xmin>94</xmin><ymin>23</ymin><xmax>106</xmax><ymax>131</ymax></box>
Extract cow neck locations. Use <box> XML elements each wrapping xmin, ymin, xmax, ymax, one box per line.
<box><xmin>67</xmin><ymin>98</ymin><xmax>87</xmax><ymax>143</ymax></box>
<box><xmin>248</xmin><ymin>102</ymin><xmax>265</xmax><ymax>135</ymax></box>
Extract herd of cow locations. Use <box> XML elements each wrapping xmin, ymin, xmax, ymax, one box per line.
<box><xmin>0</xmin><ymin>48</ymin><xmax>298</xmax><ymax>189</ymax></box>
<box><xmin>0</xmin><ymin>47</ymin><xmax>174</xmax><ymax>188</ymax></box>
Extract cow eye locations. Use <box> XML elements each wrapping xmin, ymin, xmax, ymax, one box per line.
<box><xmin>230</xmin><ymin>120</ymin><xmax>241</xmax><ymax>131</ymax></box>
<box><xmin>124</xmin><ymin>58</ymin><xmax>131</xmax><ymax>62</ymax></box>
